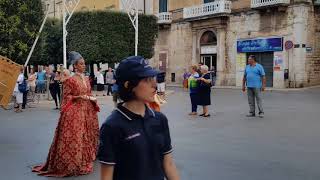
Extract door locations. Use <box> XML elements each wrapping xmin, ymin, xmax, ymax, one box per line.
<box><xmin>159</xmin><ymin>52</ymin><xmax>167</xmax><ymax>72</ymax></box>
<box><xmin>201</xmin><ymin>55</ymin><xmax>217</xmax><ymax>71</ymax></box>
<box><xmin>247</xmin><ymin>52</ymin><xmax>274</xmax><ymax>87</ymax></box>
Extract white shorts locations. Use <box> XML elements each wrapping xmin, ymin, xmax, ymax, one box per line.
<box><xmin>14</xmin><ymin>91</ymin><xmax>23</xmax><ymax>104</ymax></box>
<box><xmin>157</xmin><ymin>83</ymin><xmax>166</xmax><ymax>93</ymax></box>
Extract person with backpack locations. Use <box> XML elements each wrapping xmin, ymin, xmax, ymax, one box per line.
<box><xmin>13</xmin><ymin>67</ymin><xmax>25</xmax><ymax>113</ymax></box>
<box><xmin>197</xmin><ymin>65</ymin><xmax>212</xmax><ymax>117</ymax></box>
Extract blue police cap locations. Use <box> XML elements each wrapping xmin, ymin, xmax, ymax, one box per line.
<box><xmin>116</xmin><ymin>56</ymin><xmax>159</xmax><ymax>82</ymax></box>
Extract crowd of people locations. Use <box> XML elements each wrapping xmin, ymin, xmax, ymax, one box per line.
<box><xmin>9</xmin><ymin>50</ymin><xmax>267</xmax><ymax>180</ymax></box>
<box><xmin>12</xmin><ymin>65</ymin><xmax>63</xmax><ymax>112</ymax></box>
<box><xmin>28</xmin><ymin>52</ymin><xmax>180</xmax><ymax>180</ymax></box>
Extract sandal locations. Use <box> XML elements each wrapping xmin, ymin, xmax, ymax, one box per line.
<box><xmin>199</xmin><ymin>114</ymin><xmax>205</xmax><ymax>116</ymax></box>
<box><xmin>203</xmin><ymin>114</ymin><xmax>210</xmax><ymax>117</ymax></box>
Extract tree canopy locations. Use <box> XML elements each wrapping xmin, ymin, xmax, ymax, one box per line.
<box><xmin>0</xmin><ymin>0</ymin><xmax>44</xmax><ymax>64</ymax></box>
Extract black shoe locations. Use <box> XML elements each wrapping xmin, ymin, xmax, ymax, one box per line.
<box><xmin>199</xmin><ymin>114</ymin><xmax>205</xmax><ymax>116</ymax></box>
<box><xmin>203</xmin><ymin>114</ymin><xmax>210</xmax><ymax>117</ymax></box>
<box><xmin>246</xmin><ymin>113</ymin><xmax>255</xmax><ymax>117</ymax></box>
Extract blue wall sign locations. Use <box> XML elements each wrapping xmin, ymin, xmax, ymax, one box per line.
<box><xmin>237</xmin><ymin>37</ymin><xmax>283</xmax><ymax>53</ymax></box>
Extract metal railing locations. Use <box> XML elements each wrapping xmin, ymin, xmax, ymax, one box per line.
<box><xmin>251</xmin><ymin>0</ymin><xmax>290</xmax><ymax>8</ymax></box>
<box><xmin>183</xmin><ymin>1</ymin><xmax>231</xmax><ymax>19</ymax></box>
<box><xmin>157</xmin><ymin>12</ymin><xmax>172</xmax><ymax>24</ymax></box>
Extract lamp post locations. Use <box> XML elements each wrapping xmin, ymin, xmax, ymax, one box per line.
<box><xmin>121</xmin><ymin>0</ymin><xmax>139</xmax><ymax>56</ymax></box>
<box><xmin>24</xmin><ymin>4</ymin><xmax>51</xmax><ymax>67</ymax></box>
<box><xmin>62</xmin><ymin>0</ymin><xmax>81</xmax><ymax>68</ymax></box>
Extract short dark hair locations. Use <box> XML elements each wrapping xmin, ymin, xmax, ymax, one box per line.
<box><xmin>118</xmin><ymin>78</ymin><xmax>143</xmax><ymax>102</ymax></box>
<box><xmin>249</xmin><ymin>55</ymin><xmax>256</xmax><ymax>61</ymax></box>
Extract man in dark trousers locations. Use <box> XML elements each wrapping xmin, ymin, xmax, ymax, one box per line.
<box><xmin>242</xmin><ymin>55</ymin><xmax>266</xmax><ymax>118</ymax></box>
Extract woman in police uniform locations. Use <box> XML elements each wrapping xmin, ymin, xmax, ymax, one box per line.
<box><xmin>98</xmin><ymin>56</ymin><xmax>180</xmax><ymax>180</ymax></box>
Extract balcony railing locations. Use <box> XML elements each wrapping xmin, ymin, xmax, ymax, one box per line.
<box><xmin>183</xmin><ymin>1</ymin><xmax>231</xmax><ymax>19</ymax></box>
<box><xmin>251</xmin><ymin>0</ymin><xmax>290</xmax><ymax>8</ymax></box>
<box><xmin>157</xmin><ymin>12</ymin><xmax>172</xmax><ymax>24</ymax></box>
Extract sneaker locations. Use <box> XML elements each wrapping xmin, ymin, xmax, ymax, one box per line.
<box><xmin>246</xmin><ymin>113</ymin><xmax>255</xmax><ymax>117</ymax></box>
<box><xmin>258</xmin><ymin>112</ymin><xmax>264</xmax><ymax>118</ymax></box>
<box><xmin>189</xmin><ymin>112</ymin><xmax>197</xmax><ymax>116</ymax></box>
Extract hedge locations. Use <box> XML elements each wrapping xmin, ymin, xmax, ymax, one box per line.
<box><xmin>67</xmin><ymin>11</ymin><xmax>158</xmax><ymax>64</ymax></box>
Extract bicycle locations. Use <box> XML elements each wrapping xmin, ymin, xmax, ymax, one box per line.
<box><xmin>26</xmin><ymin>90</ymin><xmax>40</xmax><ymax>107</ymax></box>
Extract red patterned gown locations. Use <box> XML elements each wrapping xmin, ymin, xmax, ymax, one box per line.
<box><xmin>32</xmin><ymin>75</ymin><xmax>100</xmax><ymax>177</ymax></box>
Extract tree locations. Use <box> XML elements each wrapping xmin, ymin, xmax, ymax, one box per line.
<box><xmin>0</xmin><ymin>0</ymin><xmax>44</xmax><ymax>64</ymax></box>
<box><xmin>38</xmin><ymin>18</ymin><xmax>63</xmax><ymax>65</ymax></box>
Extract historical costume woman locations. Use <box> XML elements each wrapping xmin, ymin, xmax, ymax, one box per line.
<box><xmin>32</xmin><ymin>51</ymin><xmax>99</xmax><ymax>177</ymax></box>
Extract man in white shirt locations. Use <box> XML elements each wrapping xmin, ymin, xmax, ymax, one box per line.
<box><xmin>95</xmin><ymin>68</ymin><xmax>106</xmax><ymax>96</ymax></box>
<box><xmin>13</xmin><ymin>67</ymin><xmax>24</xmax><ymax>113</ymax></box>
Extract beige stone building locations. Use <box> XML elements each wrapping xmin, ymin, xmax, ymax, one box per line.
<box><xmin>151</xmin><ymin>0</ymin><xmax>320</xmax><ymax>88</ymax></box>
<box><xmin>42</xmin><ymin>0</ymin><xmax>153</xmax><ymax>19</ymax></box>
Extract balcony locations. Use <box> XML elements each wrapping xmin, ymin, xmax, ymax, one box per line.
<box><xmin>157</xmin><ymin>12</ymin><xmax>172</xmax><ymax>24</ymax></box>
<box><xmin>183</xmin><ymin>1</ymin><xmax>231</xmax><ymax>19</ymax></box>
<box><xmin>251</xmin><ymin>0</ymin><xmax>290</xmax><ymax>8</ymax></box>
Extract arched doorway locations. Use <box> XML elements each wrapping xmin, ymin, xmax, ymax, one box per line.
<box><xmin>200</xmin><ymin>31</ymin><xmax>217</xmax><ymax>71</ymax></box>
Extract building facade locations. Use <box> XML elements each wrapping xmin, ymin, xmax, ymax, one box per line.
<box><xmin>151</xmin><ymin>0</ymin><xmax>320</xmax><ymax>88</ymax></box>
<box><xmin>42</xmin><ymin>0</ymin><xmax>153</xmax><ymax>19</ymax></box>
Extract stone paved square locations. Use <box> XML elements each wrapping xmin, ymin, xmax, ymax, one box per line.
<box><xmin>1</xmin><ymin>87</ymin><xmax>320</xmax><ymax>180</ymax></box>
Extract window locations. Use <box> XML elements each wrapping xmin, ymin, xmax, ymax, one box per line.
<box><xmin>159</xmin><ymin>0</ymin><xmax>168</xmax><ymax>13</ymax></box>
<box><xmin>204</xmin><ymin>0</ymin><xmax>215</xmax><ymax>3</ymax></box>
<box><xmin>200</xmin><ymin>31</ymin><xmax>217</xmax><ymax>46</ymax></box>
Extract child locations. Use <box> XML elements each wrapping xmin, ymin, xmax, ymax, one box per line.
<box><xmin>98</xmin><ymin>56</ymin><xmax>180</xmax><ymax>180</ymax></box>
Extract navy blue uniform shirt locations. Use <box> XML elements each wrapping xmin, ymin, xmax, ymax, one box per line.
<box><xmin>98</xmin><ymin>103</ymin><xmax>173</xmax><ymax>180</ymax></box>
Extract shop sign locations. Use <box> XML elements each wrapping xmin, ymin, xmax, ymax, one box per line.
<box><xmin>201</xmin><ymin>45</ymin><xmax>217</xmax><ymax>54</ymax></box>
<box><xmin>237</xmin><ymin>37</ymin><xmax>283</xmax><ymax>53</ymax></box>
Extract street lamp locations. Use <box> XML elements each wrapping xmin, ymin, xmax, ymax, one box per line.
<box><xmin>62</xmin><ymin>0</ymin><xmax>81</xmax><ymax>68</ymax></box>
<box><xmin>121</xmin><ymin>0</ymin><xmax>139</xmax><ymax>56</ymax></box>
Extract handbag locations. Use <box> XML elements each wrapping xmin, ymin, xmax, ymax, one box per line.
<box><xmin>18</xmin><ymin>80</ymin><xmax>28</xmax><ymax>93</ymax></box>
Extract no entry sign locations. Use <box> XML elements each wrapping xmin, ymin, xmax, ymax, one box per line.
<box><xmin>285</xmin><ymin>41</ymin><xmax>293</xmax><ymax>50</ymax></box>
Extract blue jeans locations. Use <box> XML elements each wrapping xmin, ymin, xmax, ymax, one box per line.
<box><xmin>190</xmin><ymin>93</ymin><xmax>198</xmax><ymax>112</ymax></box>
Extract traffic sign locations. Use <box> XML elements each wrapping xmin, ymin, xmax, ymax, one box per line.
<box><xmin>285</xmin><ymin>41</ymin><xmax>293</xmax><ymax>50</ymax></box>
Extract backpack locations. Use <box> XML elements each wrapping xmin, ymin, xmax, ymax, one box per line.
<box><xmin>18</xmin><ymin>79</ymin><xmax>28</xmax><ymax>93</ymax></box>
